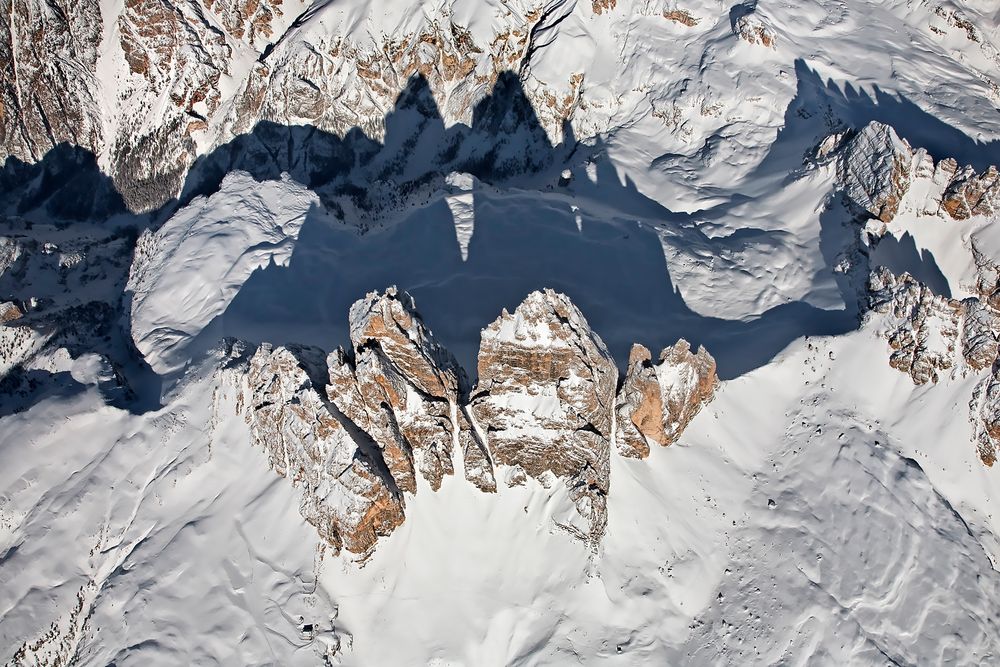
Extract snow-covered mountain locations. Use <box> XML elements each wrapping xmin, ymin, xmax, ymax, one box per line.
<box><xmin>3</xmin><ymin>0</ymin><xmax>1000</xmax><ymax>664</ymax></box>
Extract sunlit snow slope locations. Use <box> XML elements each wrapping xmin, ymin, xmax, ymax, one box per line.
<box><xmin>3</xmin><ymin>0</ymin><xmax>1000</xmax><ymax>665</ymax></box>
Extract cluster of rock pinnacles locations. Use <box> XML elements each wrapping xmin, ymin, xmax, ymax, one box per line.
<box><xmin>226</xmin><ymin>287</ymin><xmax>717</xmax><ymax>557</ymax></box>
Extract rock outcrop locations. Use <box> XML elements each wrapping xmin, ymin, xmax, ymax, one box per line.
<box><xmin>0</xmin><ymin>0</ymin><xmax>103</xmax><ymax>164</ymax></box>
<box><xmin>2</xmin><ymin>0</ymin><xmax>589</xmax><ymax>213</ymax></box>
<box><xmin>971</xmin><ymin>370</ymin><xmax>1000</xmax><ymax>467</ymax></box>
<box><xmin>867</xmin><ymin>265</ymin><xmax>1000</xmax><ymax>465</ymax></box>
<box><xmin>837</xmin><ymin>122</ymin><xmax>913</xmax><ymax>223</ymax></box>
<box><xmin>961</xmin><ymin>298</ymin><xmax>1000</xmax><ymax>372</ymax></box>
<box><xmin>469</xmin><ymin>290</ymin><xmax>618</xmax><ymax>542</ymax></box>
<box><xmin>941</xmin><ymin>165</ymin><xmax>1000</xmax><ymax>220</ymax></box>
<box><xmin>867</xmin><ymin>267</ymin><xmax>961</xmax><ymax>385</ymax></box>
<box><xmin>0</xmin><ymin>302</ymin><xmax>23</xmax><ymax>323</ymax></box>
<box><xmin>242</xmin><ymin>343</ymin><xmax>406</xmax><ymax>556</ymax></box>
<box><xmin>231</xmin><ymin>287</ymin><xmax>724</xmax><ymax>555</ymax></box>
<box><xmin>663</xmin><ymin>9</ymin><xmax>698</xmax><ymax>26</ymax></box>
<box><xmin>834</xmin><ymin>121</ymin><xmax>1000</xmax><ymax>225</ymax></box>
<box><xmin>733</xmin><ymin>6</ymin><xmax>776</xmax><ymax>48</ymax></box>
<box><xmin>326</xmin><ymin>287</ymin><xmax>483</xmax><ymax>493</ymax></box>
<box><xmin>616</xmin><ymin>341</ymin><xmax>718</xmax><ymax>459</ymax></box>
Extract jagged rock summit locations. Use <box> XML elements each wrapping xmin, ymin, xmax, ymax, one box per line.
<box><xmin>470</xmin><ymin>289</ymin><xmax>619</xmax><ymax>543</ymax></box>
<box><xmin>240</xmin><ymin>342</ymin><xmax>406</xmax><ymax>556</ymax></box>
<box><xmin>866</xmin><ymin>263</ymin><xmax>1000</xmax><ymax>466</ymax></box>
<box><xmin>616</xmin><ymin>340</ymin><xmax>718</xmax><ymax>460</ymax></box>
<box><xmin>834</xmin><ymin>120</ymin><xmax>1000</xmax><ymax>226</ymax></box>
<box><xmin>328</xmin><ymin>286</ymin><xmax>468</xmax><ymax>494</ymax></box>
<box><xmin>229</xmin><ymin>287</ymin><xmax>717</xmax><ymax>555</ymax></box>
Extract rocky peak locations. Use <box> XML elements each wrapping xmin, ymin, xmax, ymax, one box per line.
<box><xmin>328</xmin><ymin>288</ymin><xmax>478</xmax><ymax>493</ymax></box>
<box><xmin>470</xmin><ymin>289</ymin><xmax>618</xmax><ymax>543</ymax></box>
<box><xmin>837</xmin><ymin>122</ymin><xmax>914</xmax><ymax>223</ymax></box>
<box><xmin>348</xmin><ymin>286</ymin><xmax>461</xmax><ymax>400</ymax></box>
<box><xmin>867</xmin><ymin>267</ymin><xmax>961</xmax><ymax>385</ymax></box>
<box><xmin>0</xmin><ymin>301</ymin><xmax>23</xmax><ymax>323</ymax></box>
<box><xmin>971</xmin><ymin>368</ymin><xmax>1000</xmax><ymax>467</ymax></box>
<box><xmin>732</xmin><ymin>4</ymin><xmax>777</xmax><ymax>48</ymax></box>
<box><xmin>866</xmin><ymin>266</ymin><xmax>1000</xmax><ymax>465</ymax></box>
<box><xmin>833</xmin><ymin>121</ymin><xmax>1000</xmax><ymax>226</ymax></box>
<box><xmin>230</xmin><ymin>288</ymin><xmax>725</xmax><ymax>555</ymax></box>
<box><xmin>941</xmin><ymin>165</ymin><xmax>1000</xmax><ymax>220</ymax></box>
<box><xmin>240</xmin><ymin>342</ymin><xmax>406</xmax><ymax>556</ymax></box>
<box><xmin>616</xmin><ymin>341</ymin><xmax>718</xmax><ymax>459</ymax></box>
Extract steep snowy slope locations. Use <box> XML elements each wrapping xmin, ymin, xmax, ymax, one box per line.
<box><xmin>3</xmin><ymin>0</ymin><xmax>1000</xmax><ymax>665</ymax></box>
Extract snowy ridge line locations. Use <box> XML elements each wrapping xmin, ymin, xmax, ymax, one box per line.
<box><xmin>226</xmin><ymin>285</ymin><xmax>719</xmax><ymax>557</ymax></box>
<box><xmin>832</xmin><ymin>119</ymin><xmax>1000</xmax><ymax>228</ymax></box>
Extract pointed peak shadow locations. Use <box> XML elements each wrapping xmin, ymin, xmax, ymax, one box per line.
<box><xmin>2</xmin><ymin>61</ymin><xmax>968</xmax><ymax>410</ymax></box>
<box><xmin>789</xmin><ymin>58</ymin><xmax>1000</xmax><ymax>171</ymax></box>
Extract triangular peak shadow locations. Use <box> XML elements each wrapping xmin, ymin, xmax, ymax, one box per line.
<box><xmin>0</xmin><ymin>63</ymin><xmax>969</xmax><ymax>410</ymax></box>
<box><xmin>787</xmin><ymin>58</ymin><xmax>1000</xmax><ymax>171</ymax></box>
<box><xmin>175</xmin><ymin>71</ymin><xmax>563</xmax><ymax>225</ymax></box>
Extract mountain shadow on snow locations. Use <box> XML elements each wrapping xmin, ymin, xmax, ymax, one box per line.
<box><xmin>0</xmin><ymin>63</ymin><xmax>967</xmax><ymax>416</ymax></box>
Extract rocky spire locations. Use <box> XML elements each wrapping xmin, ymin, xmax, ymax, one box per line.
<box><xmin>616</xmin><ymin>341</ymin><xmax>718</xmax><ymax>459</ymax></box>
<box><xmin>233</xmin><ymin>288</ymin><xmax>729</xmax><ymax>555</ymax></box>
<box><xmin>327</xmin><ymin>287</ymin><xmax>494</xmax><ymax>492</ymax></box>
<box><xmin>469</xmin><ymin>289</ymin><xmax>618</xmax><ymax>543</ymax></box>
<box><xmin>242</xmin><ymin>343</ymin><xmax>405</xmax><ymax>556</ymax></box>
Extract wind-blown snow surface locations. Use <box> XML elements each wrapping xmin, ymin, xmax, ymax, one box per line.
<box><xmin>5</xmin><ymin>0</ymin><xmax>1000</xmax><ymax>664</ymax></box>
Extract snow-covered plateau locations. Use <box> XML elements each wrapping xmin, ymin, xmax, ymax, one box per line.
<box><xmin>3</xmin><ymin>0</ymin><xmax>1000</xmax><ymax>664</ymax></box>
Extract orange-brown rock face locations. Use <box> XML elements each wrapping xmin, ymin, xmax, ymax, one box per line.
<box><xmin>616</xmin><ymin>341</ymin><xmax>718</xmax><ymax>459</ymax></box>
<box><xmin>733</xmin><ymin>12</ymin><xmax>776</xmax><ymax>48</ymax></box>
<box><xmin>0</xmin><ymin>301</ymin><xmax>23</xmax><ymax>323</ymax></box>
<box><xmin>470</xmin><ymin>289</ymin><xmax>618</xmax><ymax>542</ymax></box>
<box><xmin>113</xmin><ymin>0</ymin><xmax>230</xmax><ymax>210</ymax></box>
<box><xmin>242</xmin><ymin>343</ymin><xmax>405</xmax><ymax>556</ymax></box>
<box><xmin>592</xmin><ymin>0</ymin><xmax>616</xmax><ymax>15</ymax></box>
<box><xmin>867</xmin><ymin>266</ymin><xmax>1000</xmax><ymax>467</ymax></box>
<box><xmin>663</xmin><ymin>9</ymin><xmax>698</xmax><ymax>26</ymax></box>
<box><xmin>327</xmin><ymin>347</ymin><xmax>419</xmax><ymax>494</ymax></box>
<box><xmin>961</xmin><ymin>298</ymin><xmax>1000</xmax><ymax>372</ymax></box>
<box><xmin>327</xmin><ymin>287</ymin><xmax>495</xmax><ymax>493</ymax></box>
<box><xmin>941</xmin><ymin>165</ymin><xmax>1000</xmax><ymax>220</ymax></box>
<box><xmin>972</xmin><ymin>368</ymin><xmax>1000</xmax><ymax>467</ymax></box>
<box><xmin>831</xmin><ymin>121</ymin><xmax>1000</xmax><ymax>226</ymax></box>
<box><xmin>203</xmin><ymin>0</ymin><xmax>283</xmax><ymax>49</ymax></box>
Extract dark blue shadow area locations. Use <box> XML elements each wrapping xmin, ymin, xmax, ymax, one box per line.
<box><xmin>0</xmin><ymin>368</ymin><xmax>85</xmax><ymax>418</ymax></box>
<box><xmin>211</xmin><ymin>72</ymin><xmax>866</xmax><ymax>381</ymax></box>
<box><xmin>869</xmin><ymin>231</ymin><xmax>952</xmax><ymax>297</ymax></box>
<box><xmin>0</xmin><ymin>144</ymin><xmax>128</xmax><ymax>223</ymax></box>
<box><xmin>0</xmin><ymin>59</ymin><xmax>974</xmax><ymax>412</ymax></box>
<box><xmin>788</xmin><ymin>59</ymin><xmax>1000</xmax><ymax>171</ymax></box>
<box><xmin>213</xmin><ymin>175</ymin><xmax>858</xmax><ymax>380</ymax></box>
